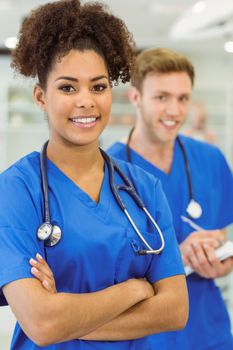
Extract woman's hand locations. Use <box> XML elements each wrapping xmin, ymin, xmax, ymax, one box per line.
<box><xmin>29</xmin><ymin>255</ymin><xmax>155</xmax><ymax>299</ymax></box>
<box><xmin>29</xmin><ymin>253</ymin><xmax>57</xmax><ymax>293</ymax></box>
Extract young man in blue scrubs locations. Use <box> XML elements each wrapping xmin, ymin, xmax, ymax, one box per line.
<box><xmin>0</xmin><ymin>4</ymin><xmax>188</xmax><ymax>350</ymax></box>
<box><xmin>108</xmin><ymin>48</ymin><xmax>233</xmax><ymax>350</ymax></box>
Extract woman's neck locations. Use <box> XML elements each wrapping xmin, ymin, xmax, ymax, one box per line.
<box><xmin>46</xmin><ymin>139</ymin><xmax>105</xmax><ymax>202</ymax></box>
<box><xmin>47</xmin><ymin>139</ymin><xmax>102</xmax><ymax>172</ymax></box>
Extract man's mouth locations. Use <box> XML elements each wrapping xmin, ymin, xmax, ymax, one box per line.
<box><xmin>161</xmin><ymin>119</ymin><xmax>177</xmax><ymax>127</ymax></box>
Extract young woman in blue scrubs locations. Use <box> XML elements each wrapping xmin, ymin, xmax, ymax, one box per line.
<box><xmin>0</xmin><ymin>2</ymin><xmax>188</xmax><ymax>349</ymax></box>
<box><xmin>108</xmin><ymin>48</ymin><xmax>233</xmax><ymax>350</ymax></box>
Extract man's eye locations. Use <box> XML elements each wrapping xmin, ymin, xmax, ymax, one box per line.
<box><xmin>180</xmin><ymin>96</ymin><xmax>190</xmax><ymax>102</ymax></box>
<box><xmin>155</xmin><ymin>95</ymin><xmax>166</xmax><ymax>101</ymax></box>
<box><xmin>59</xmin><ymin>85</ymin><xmax>75</xmax><ymax>93</ymax></box>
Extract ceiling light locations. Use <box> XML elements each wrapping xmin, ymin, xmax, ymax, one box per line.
<box><xmin>224</xmin><ymin>41</ymin><xmax>233</xmax><ymax>53</ymax></box>
<box><xmin>5</xmin><ymin>37</ymin><xmax>18</xmax><ymax>49</ymax></box>
<box><xmin>192</xmin><ymin>1</ymin><xmax>206</xmax><ymax>14</ymax></box>
<box><xmin>170</xmin><ymin>0</ymin><xmax>233</xmax><ymax>40</ymax></box>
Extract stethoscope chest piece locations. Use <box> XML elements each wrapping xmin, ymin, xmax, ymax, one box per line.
<box><xmin>45</xmin><ymin>225</ymin><xmax>62</xmax><ymax>247</ymax></box>
<box><xmin>37</xmin><ymin>223</ymin><xmax>62</xmax><ymax>247</ymax></box>
<box><xmin>37</xmin><ymin>222</ymin><xmax>53</xmax><ymax>241</ymax></box>
<box><xmin>186</xmin><ymin>199</ymin><xmax>202</xmax><ymax>219</ymax></box>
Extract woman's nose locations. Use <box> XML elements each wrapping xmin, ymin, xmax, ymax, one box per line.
<box><xmin>75</xmin><ymin>91</ymin><xmax>95</xmax><ymax>109</ymax></box>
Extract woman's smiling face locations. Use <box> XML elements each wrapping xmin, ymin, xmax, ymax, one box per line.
<box><xmin>34</xmin><ymin>49</ymin><xmax>112</xmax><ymax>148</ymax></box>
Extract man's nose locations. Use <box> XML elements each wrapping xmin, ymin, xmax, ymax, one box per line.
<box><xmin>166</xmin><ymin>98</ymin><xmax>180</xmax><ymax>116</ymax></box>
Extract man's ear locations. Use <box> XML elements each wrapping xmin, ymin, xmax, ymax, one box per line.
<box><xmin>128</xmin><ymin>86</ymin><xmax>141</xmax><ymax>108</ymax></box>
<box><xmin>33</xmin><ymin>84</ymin><xmax>46</xmax><ymax>111</ymax></box>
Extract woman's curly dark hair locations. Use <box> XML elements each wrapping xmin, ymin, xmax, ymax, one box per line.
<box><xmin>11</xmin><ymin>0</ymin><xmax>135</xmax><ymax>88</ymax></box>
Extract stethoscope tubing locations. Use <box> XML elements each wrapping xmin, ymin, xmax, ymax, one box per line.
<box><xmin>176</xmin><ymin>137</ymin><xmax>193</xmax><ymax>201</ymax></box>
<box><xmin>124</xmin><ymin>207</ymin><xmax>165</xmax><ymax>254</ymax></box>
<box><xmin>40</xmin><ymin>140</ymin><xmax>51</xmax><ymax>223</ymax></box>
<box><xmin>38</xmin><ymin>141</ymin><xmax>165</xmax><ymax>254</ymax></box>
<box><xmin>102</xmin><ymin>149</ymin><xmax>165</xmax><ymax>255</ymax></box>
<box><xmin>126</xmin><ymin>129</ymin><xmax>193</xmax><ymax>203</ymax></box>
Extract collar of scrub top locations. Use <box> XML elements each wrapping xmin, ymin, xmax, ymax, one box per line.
<box><xmin>37</xmin><ymin>140</ymin><xmax>165</xmax><ymax>254</ymax></box>
<box><xmin>126</xmin><ymin>127</ymin><xmax>202</xmax><ymax>220</ymax></box>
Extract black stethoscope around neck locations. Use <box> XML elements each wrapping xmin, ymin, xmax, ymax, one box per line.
<box><xmin>37</xmin><ymin>140</ymin><xmax>165</xmax><ymax>253</ymax></box>
<box><xmin>126</xmin><ymin>128</ymin><xmax>203</xmax><ymax>220</ymax></box>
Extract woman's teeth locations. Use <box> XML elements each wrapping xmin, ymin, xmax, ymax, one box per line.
<box><xmin>71</xmin><ymin>117</ymin><xmax>97</xmax><ymax>124</ymax></box>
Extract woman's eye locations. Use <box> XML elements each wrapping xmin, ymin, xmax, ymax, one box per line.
<box><xmin>93</xmin><ymin>84</ymin><xmax>107</xmax><ymax>92</ymax></box>
<box><xmin>59</xmin><ymin>85</ymin><xmax>75</xmax><ymax>93</ymax></box>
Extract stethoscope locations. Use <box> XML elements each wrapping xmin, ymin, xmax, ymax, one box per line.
<box><xmin>37</xmin><ymin>140</ymin><xmax>165</xmax><ymax>254</ymax></box>
<box><xmin>126</xmin><ymin>128</ymin><xmax>203</xmax><ymax>220</ymax></box>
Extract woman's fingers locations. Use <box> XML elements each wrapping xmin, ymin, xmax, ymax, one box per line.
<box><xmin>29</xmin><ymin>254</ymin><xmax>57</xmax><ymax>293</ymax></box>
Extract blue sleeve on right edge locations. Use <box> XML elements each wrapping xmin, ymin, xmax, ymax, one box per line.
<box><xmin>215</xmin><ymin>149</ymin><xmax>233</xmax><ymax>228</ymax></box>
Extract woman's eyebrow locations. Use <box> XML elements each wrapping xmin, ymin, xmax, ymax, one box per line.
<box><xmin>55</xmin><ymin>75</ymin><xmax>109</xmax><ymax>82</ymax></box>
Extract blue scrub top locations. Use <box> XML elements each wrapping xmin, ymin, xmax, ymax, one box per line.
<box><xmin>108</xmin><ymin>135</ymin><xmax>233</xmax><ymax>350</ymax></box>
<box><xmin>0</xmin><ymin>151</ymin><xmax>184</xmax><ymax>350</ymax></box>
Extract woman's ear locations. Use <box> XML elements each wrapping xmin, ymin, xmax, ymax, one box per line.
<box><xmin>128</xmin><ymin>86</ymin><xmax>141</xmax><ymax>108</ymax></box>
<box><xmin>33</xmin><ymin>84</ymin><xmax>46</xmax><ymax>111</ymax></box>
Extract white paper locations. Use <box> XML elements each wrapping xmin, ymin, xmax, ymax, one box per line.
<box><xmin>185</xmin><ymin>241</ymin><xmax>233</xmax><ymax>276</ymax></box>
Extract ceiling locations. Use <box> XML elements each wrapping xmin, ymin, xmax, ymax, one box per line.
<box><xmin>0</xmin><ymin>0</ymin><xmax>232</xmax><ymax>55</ymax></box>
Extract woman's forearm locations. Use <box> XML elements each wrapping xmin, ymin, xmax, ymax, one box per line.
<box><xmin>80</xmin><ymin>275</ymin><xmax>188</xmax><ymax>341</ymax></box>
<box><xmin>3</xmin><ymin>278</ymin><xmax>153</xmax><ymax>346</ymax></box>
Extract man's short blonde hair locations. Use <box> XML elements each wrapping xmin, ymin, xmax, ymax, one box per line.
<box><xmin>131</xmin><ymin>48</ymin><xmax>195</xmax><ymax>90</ymax></box>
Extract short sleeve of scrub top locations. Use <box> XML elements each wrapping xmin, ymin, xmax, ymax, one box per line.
<box><xmin>0</xmin><ymin>159</ymin><xmax>44</xmax><ymax>306</ymax></box>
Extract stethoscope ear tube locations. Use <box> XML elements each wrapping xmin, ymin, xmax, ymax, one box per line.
<box><xmin>37</xmin><ymin>141</ymin><xmax>62</xmax><ymax>247</ymax></box>
<box><xmin>40</xmin><ymin>141</ymin><xmax>51</xmax><ymax>223</ymax></box>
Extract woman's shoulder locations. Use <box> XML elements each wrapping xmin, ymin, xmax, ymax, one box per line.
<box><xmin>0</xmin><ymin>152</ymin><xmax>42</xmax><ymax>224</ymax></box>
<box><xmin>0</xmin><ymin>151</ymin><xmax>40</xmax><ymax>189</ymax></box>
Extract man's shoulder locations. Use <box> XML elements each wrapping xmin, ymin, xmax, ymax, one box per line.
<box><xmin>107</xmin><ymin>142</ymin><xmax>127</xmax><ymax>160</ymax></box>
<box><xmin>179</xmin><ymin>134</ymin><xmax>222</xmax><ymax>157</ymax></box>
<box><xmin>109</xmin><ymin>154</ymin><xmax>161</xmax><ymax>189</ymax></box>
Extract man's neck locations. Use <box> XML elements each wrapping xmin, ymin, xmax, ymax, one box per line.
<box><xmin>127</xmin><ymin>127</ymin><xmax>175</xmax><ymax>174</ymax></box>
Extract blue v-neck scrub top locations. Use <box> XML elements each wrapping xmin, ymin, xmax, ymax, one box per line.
<box><xmin>0</xmin><ymin>151</ymin><xmax>184</xmax><ymax>350</ymax></box>
<box><xmin>108</xmin><ymin>135</ymin><xmax>233</xmax><ymax>350</ymax></box>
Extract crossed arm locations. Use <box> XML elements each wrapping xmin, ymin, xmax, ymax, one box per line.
<box><xmin>3</xmin><ymin>255</ymin><xmax>188</xmax><ymax>346</ymax></box>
